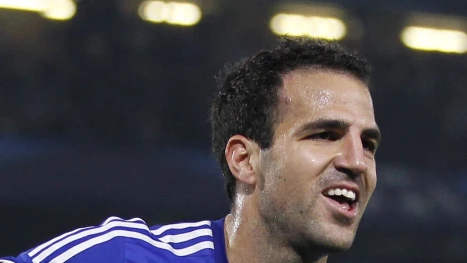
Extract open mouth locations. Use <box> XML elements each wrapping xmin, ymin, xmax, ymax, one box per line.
<box><xmin>322</xmin><ymin>188</ymin><xmax>358</xmax><ymax>212</ymax></box>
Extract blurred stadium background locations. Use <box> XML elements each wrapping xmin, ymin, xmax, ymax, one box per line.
<box><xmin>0</xmin><ymin>0</ymin><xmax>466</xmax><ymax>262</ymax></box>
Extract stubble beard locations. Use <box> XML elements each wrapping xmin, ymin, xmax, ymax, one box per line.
<box><xmin>258</xmin><ymin>191</ymin><xmax>359</xmax><ymax>261</ymax></box>
<box><xmin>257</xmin><ymin>151</ymin><xmax>361</xmax><ymax>260</ymax></box>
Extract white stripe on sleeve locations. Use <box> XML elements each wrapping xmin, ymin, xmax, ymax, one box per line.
<box><xmin>49</xmin><ymin>230</ymin><xmax>214</xmax><ymax>263</ymax></box>
<box><xmin>28</xmin><ymin>226</ymin><xmax>94</xmax><ymax>258</ymax></box>
<box><xmin>32</xmin><ymin>220</ymin><xmax>148</xmax><ymax>263</ymax></box>
<box><xmin>158</xmin><ymin>228</ymin><xmax>213</xmax><ymax>243</ymax></box>
<box><xmin>29</xmin><ymin>216</ymin><xmax>141</xmax><ymax>257</ymax></box>
<box><xmin>151</xmin><ymin>221</ymin><xmax>211</xmax><ymax>235</ymax></box>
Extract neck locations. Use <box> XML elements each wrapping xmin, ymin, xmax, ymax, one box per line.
<box><xmin>224</xmin><ymin>195</ymin><xmax>328</xmax><ymax>263</ymax></box>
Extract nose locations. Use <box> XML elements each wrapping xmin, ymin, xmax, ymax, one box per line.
<box><xmin>333</xmin><ymin>134</ymin><xmax>368</xmax><ymax>177</ymax></box>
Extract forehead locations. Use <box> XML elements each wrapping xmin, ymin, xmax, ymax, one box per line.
<box><xmin>277</xmin><ymin>69</ymin><xmax>376</xmax><ymax>127</ymax></box>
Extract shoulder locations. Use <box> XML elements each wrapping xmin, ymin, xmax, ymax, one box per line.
<box><xmin>5</xmin><ymin>217</ymin><xmax>221</xmax><ymax>263</ymax></box>
<box><xmin>24</xmin><ymin>216</ymin><xmax>147</xmax><ymax>263</ymax></box>
<box><xmin>126</xmin><ymin>219</ymin><xmax>217</xmax><ymax>261</ymax></box>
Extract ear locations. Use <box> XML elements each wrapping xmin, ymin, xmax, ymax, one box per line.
<box><xmin>224</xmin><ymin>135</ymin><xmax>260</xmax><ymax>186</ymax></box>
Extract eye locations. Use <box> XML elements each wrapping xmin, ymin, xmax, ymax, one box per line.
<box><xmin>362</xmin><ymin>139</ymin><xmax>377</xmax><ymax>153</ymax></box>
<box><xmin>307</xmin><ymin>131</ymin><xmax>338</xmax><ymax>141</ymax></box>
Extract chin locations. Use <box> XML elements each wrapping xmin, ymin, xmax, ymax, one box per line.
<box><xmin>306</xmin><ymin>239</ymin><xmax>354</xmax><ymax>255</ymax></box>
<box><xmin>329</xmin><ymin>229</ymin><xmax>357</xmax><ymax>250</ymax></box>
<box><xmin>306</xmin><ymin>228</ymin><xmax>357</xmax><ymax>253</ymax></box>
<box><xmin>294</xmin><ymin>235</ymin><xmax>354</xmax><ymax>260</ymax></box>
<box><xmin>327</xmin><ymin>238</ymin><xmax>355</xmax><ymax>252</ymax></box>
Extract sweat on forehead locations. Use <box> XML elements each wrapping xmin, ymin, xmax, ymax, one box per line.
<box><xmin>280</xmin><ymin>67</ymin><xmax>369</xmax><ymax>88</ymax></box>
<box><xmin>276</xmin><ymin>68</ymin><xmax>369</xmax><ymax>110</ymax></box>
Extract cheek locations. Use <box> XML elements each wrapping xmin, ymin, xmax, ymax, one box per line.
<box><xmin>366</xmin><ymin>161</ymin><xmax>377</xmax><ymax>187</ymax></box>
<box><xmin>290</xmin><ymin>144</ymin><xmax>335</xmax><ymax>174</ymax></box>
<box><xmin>269</xmin><ymin>147</ymin><xmax>330</xmax><ymax>193</ymax></box>
<box><xmin>260</xmin><ymin>143</ymin><xmax>336</xmax><ymax>198</ymax></box>
<box><xmin>260</xmin><ymin>151</ymin><xmax>303</xmax><ymax>203</ymax></box>
<box><xmin>368</xmin><ymin>171</ymin><xmax>377</xmax><ymax>193</ymax></box>
<box><xmin>362</xmin><ymin>166</ymin><xmax>377</xmax><ymax>202</ymax></box>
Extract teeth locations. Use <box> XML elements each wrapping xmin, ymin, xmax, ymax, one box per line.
<box><xmin>326</xmin><ymin>188</ymin><xmax>356</xmax><ymax>201</ymax></box>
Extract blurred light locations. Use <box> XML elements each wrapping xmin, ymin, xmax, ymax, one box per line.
<box><xmin>270</xmin><ymin>13</ymin><xmax>346</xmax><ymax>40</ymax></box>
<box><xmin>0</xmin><ymin>0</ymin><xmax>45</xmax><ymax>12</ymax></box>
<box><xmin>0</xmin><ymin>0</ymin><xmax>76</xmax><ymax>20</ymax></box>
<box><xmin>401</xmin><ymin>26</ymin><xmax>467</xmax><ymax>54</ymax></box>
<box><xmin>41</xmin><ymin>0</ymin><xmax>76</xmax><ymax>20</ymax></box>
<box><xmin>138</xmin><ymin>1</ymin><xmax>202</xmax><ymax>26</ymax></box>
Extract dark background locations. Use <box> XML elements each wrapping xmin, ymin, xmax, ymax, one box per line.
<box><xmin>1</xmin><ymin>0</ymin><xmax>466</xmax><ymax>262</ymax></box>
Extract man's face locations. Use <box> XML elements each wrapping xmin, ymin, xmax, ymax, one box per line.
<box><xmin>256</xmin><ymin>69</ymin><xmax>380</xmax><ymax>252</ymax></box>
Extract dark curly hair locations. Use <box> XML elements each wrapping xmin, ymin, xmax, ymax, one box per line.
<box><xmin>210</xmin><ymin>37</ymin><xmax>371</xmax><ymax>204</ymax></box>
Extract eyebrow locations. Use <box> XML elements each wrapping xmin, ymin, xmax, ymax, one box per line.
<box><xmin>295</xmin><ymin>118</ymin><xmax>382</xmax><ymax>145</ymax></box>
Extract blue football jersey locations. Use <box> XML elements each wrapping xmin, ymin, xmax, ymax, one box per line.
<box><xmin>0</xmin><ymin>216</ymin><xmax>229</xmax><ymax>263</ymax></box>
